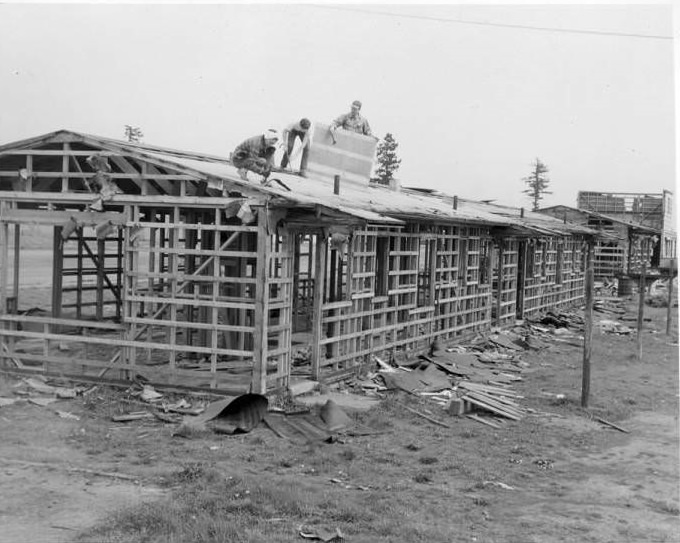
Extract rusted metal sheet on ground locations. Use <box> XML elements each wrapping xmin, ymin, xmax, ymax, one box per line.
<box><xmin>195</xmin><ymin>393</ymin><xmax>268</xmax><ymax>433</ymax></box>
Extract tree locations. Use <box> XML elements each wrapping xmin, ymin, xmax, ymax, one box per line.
<box><xmin>372</xmin><ymin>133</ymin><xmax>402</xmax><ymax>185</ymax></box>
<box><xmin>523</xmin><ymin>158</ymin><xmax>551</xmax><ymax>211</ymax></box>
<box><xmin>124</xmin><ymin>125</ymin><xmax>144</xmax><ymax>143</ymax></box>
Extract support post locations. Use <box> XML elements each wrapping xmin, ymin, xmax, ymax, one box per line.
<box><xmin>311</xmin><ymin>233</ymin><xmax>327</xmax><ymax>381</ymax></box>
<box><xmin>581</xmin><ymin>239</ymin><xmax>594</xmax><ymax>408</ymax></box>
<box><xmin>0</xmin><ymin>203</ymin><xmax>8</xmax><ymax>366</ymax></box>
<box><xmin>636</xmin><ymin>238</ymin><xmax>648</xmax><ymax>360</ymax></box>
<box><xmin>333</xmin><ymin>175</ymin><xmax>340</xmax><ymax>195</ymax></box>
<box><xmin>667</xmin><ymin>257</ymin><xmax>675</xmax><ymax>336</ymax></box>
<box><xmin>252</xmin><ymin>208</ymin><xmax>270</xmax><ymax>394</ymax></box>
<box><xmin>495</xmin><ymin>241</ymin><xmax>503</xmax><ymax>326</ymax></box>
<box><xmin>12</xmin><ymin>224</ymin><xmax>20</xmax><ymax>310</ymax></box>
<box><xmin>96</xmin><ymin>237</ymin><xmax>105</xmax><ymax>321</ymax></box>
<box><xmin>51</xmin><ymin>227</ymin><xmax>63</xmax><ymax>319</ymax></box>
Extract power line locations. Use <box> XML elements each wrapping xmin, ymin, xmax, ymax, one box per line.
<box><xmin>313</xmin><ymin>5</ymin><xmax>673</xmax><ymax>40</ymax></box>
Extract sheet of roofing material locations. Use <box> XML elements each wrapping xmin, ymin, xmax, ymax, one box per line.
<box><xmin>306</xmin><ymin>122</ymin><xmax>377</xmax><ymax>184</ymax></box>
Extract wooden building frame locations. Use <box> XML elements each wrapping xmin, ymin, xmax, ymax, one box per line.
<box><xmin>538</xmin><ymin>205</ymin><xmax>659</xmax><ymax>279</ymax></box>
<box><xmin>0</xmin><ymin>130</ymin><xmax>598</xmax><ymax>394</ymax></box>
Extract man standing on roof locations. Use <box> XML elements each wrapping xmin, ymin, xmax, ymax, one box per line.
<box><xmin>280</xmin><ymin>118</ymin><xmax>311</xmax><ymax>177</ymax></box>
<box><xmin>330</xmin><ymin>100</ymin><xmax>374</xmax><ymax>137</ymax></box>
<box><xmin>231</xmin><ymin>129</ymin><xmax>280</xmax><ymax>181</ymax></box>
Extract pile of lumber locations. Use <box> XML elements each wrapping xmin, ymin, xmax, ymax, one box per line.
<box><xmin>457</xmin><ymin>381</ymin><xmax>525</xmax><ymax>421</ymax></box>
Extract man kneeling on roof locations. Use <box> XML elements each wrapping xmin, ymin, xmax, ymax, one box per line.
<box><xmin>231</xmin><ymin>129</ymin><xmax>280</xmax><ymax>182</ymax></box>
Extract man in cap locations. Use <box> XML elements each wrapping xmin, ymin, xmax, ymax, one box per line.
<box><xmin>280</xmin><ymin>117</ymin><xmax>312</xmax><ymax>177</ymax></box>
<box><xmin>231</xmin><ymin>129</ymin><xmax>280</xmax><ymax>181</ymax></box>
<box><xmin>330</xmin><ymin>100</ymin><xmax>373</xmax><ymax>137</ymax></box>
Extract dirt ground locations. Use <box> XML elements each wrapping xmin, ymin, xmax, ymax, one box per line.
<box><xmin>0</xmin><ymin>295</ymin><xmax>678</xmax><ymax>542</ymax></box>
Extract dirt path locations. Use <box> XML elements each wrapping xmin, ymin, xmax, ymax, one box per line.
<box><xmin>0</xmin><ymin>395</ymin><xmax>166</xmax><ymax>543</ymax></box>
<box><xmin>487</xmin><ymin>411</ymin><xmax>679</xmax><ymax>542</ymax></box>
<box><xmin>0</xmin><ymin>466</ymin><xmax>162</xmax><ymax>543</ymax></box>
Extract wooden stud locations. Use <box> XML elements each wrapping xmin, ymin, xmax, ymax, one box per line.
<box><xmin>667</xmin><ymin>257</ymin><xmax>675</xmax><ymax>336</ymax></box>
<box><xmin>168</xmin><ymin>208</ymin><xmax>179</xmax><ymax>374</ymax></box>
<box><xmin>581</xmin><ymin>239</ymin><xmax>594</xmax><ymax>408</ymax></box>
<box><xmin>76</xmin><ymin>228</ymin><xmax>83</xmax><ymax>319</ymax></box>
<box><xmin>311</xmin><ymin>233</ymin><xmax>327</xmax><ymax>380</ymax></box>
<box><xmin>636</xmin><ymin>238</ymin><xmax>649</xmax><ymax>360</ymax></box>
<box><xmin>0</xmin><ymin>203</ymin><xmax>8</xmax><ymax>366</ymax></box>
<box><xmin>252</xmin><ymin>207</ymin><xmax>269</xmax><ymax>394</ymax></box>
<box><xmin>61</xmin><ymin>143</ymin><xmax>70</xmax><ymax>192</ymax></box>
<box><xmin>12</xmin><ymin>223</ymin><xmax>20</xmax><ymax>310</ymax></box>
<box><xmin>51</xmin><ymin>227</ymin><xmax>63</xmax><ymax>320</ymax></box>
<box><xmin>96</xmin><ymin>237</ymin><xmax>105</xmax><ymax>321</ymax></box>
<box><xmin>210</xmin><ymin>208</ymin><xmax>220</xmax><ymax>385</ymax></box>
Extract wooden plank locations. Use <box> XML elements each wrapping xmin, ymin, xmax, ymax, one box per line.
<box><xmin>466</xmin><ymin>392</ymin><xmax>524</xmax><ymax>417</ymax></box>
<box><xmin>125</xmin><ymin>294</ymin><xmax>254</xmax><ymax>310</ymax></box>
<box><xmin>51</xmin><ymin>227</ymin><xmax>63</xmax><ymax>320</ymax></box>
<box><xmin>311</xmin><ymin>234</ymin><xmax>327</xmax><ymax>380</ymax></box>
<box><xmin>467</xmin><ymin>414</ymin><xmax>502</xmax><ymax>429</ymax></box>
<box><xmin>402</xmin><ymin>404</ymin><xmax>451</xmax><ymax>428</ymax></box>
<box><xmin>636</xmin><ymin>238</ymin><xmax>649</xmax><ymax>361</ymax></box>
<box><xmin>2</xmin><ymin>328</ymin><xmax>252</xmax><ymax>357</ymax></box>
<box><xmin>596</xmin><ymin>417</ymin><xmax>630</xmax><ymax>433</ymax></box>
<box><xmin>0</xmin><ymin>208</ymin><xmax>127</xmax><ymax>226</ymax></box>
<box><xmin>0</xmin><ymin>314</ymin><xmax>124</xmax><ymax>330</ymax></box>
<box><xmin>252</xmin><ymin>208</ymin><xmax>269</xmax><ymax>394</ymax></box>
<box><xmin>0</xmin><ymin>191</ymin><xmax>264</xmax><ymax>208</ymax></box>
<box><xmin>0</xmin><ymin>203</ymin><xmax>7</xmax><ymax>366</ymax></box>
<box><xmin>0</xmin><ymin>170</ymin><xmax>198</xmax><ymax>181</ymax></box>
<box><xmin>462</xmin><ymin>395</ymin><xmax>521</xmax><ymax>421</ymax></box>
<box><xmin>667</xmin><ymin>257</ymin><xmax>675</xmax><ymax>335</ymax></box>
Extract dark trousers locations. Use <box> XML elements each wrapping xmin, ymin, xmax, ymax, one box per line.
<box><xmin>233</xmin><ymin>149</ymin><xmax>275</xmax><ymax>177</ymax></box>
<box><xmin>280</xmin><ymin>129</ymin><xmax>309</xmax><ymax>173</ymax></box>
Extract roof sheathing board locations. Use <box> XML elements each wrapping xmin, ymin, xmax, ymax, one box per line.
<box><xmin>0</xmin><ymin>130</ymin><xmax>603</xmax><ymax>235</ymax></box>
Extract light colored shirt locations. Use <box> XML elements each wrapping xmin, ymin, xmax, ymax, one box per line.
<box><xmin>331</xmin><ymin>112</ymin><xmax>372</xmax><ymax>136</ymax></box>
<box><xmin>283</xmin><ymin>121</ymin><xmax>311</xmax><ymax>148</ymax></box>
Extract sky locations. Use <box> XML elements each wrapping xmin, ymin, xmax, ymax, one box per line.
<box><xmin>0</xmin><ymin>2</ymin><xmax>675</xmax><ymax>209</ymax></box>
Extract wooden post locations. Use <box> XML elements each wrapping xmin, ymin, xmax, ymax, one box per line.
<box><xmin>453</xmin><ymin>195</ymin><xmax>458</xmax><ymax>210</ymax></box>
<box><xmin>636</xmin><ymin>238</ymin><xmax>648</xmax><ymax>361</ymax></box>
<box><xmin>252</xmin><ymin>208</ymin><xmax>270</xmax><ymax>394</ymax></box>
<box><xmin>12</xmin><ymin>224</ymin><xmax>20</xmax><ymax>310</ymax></box>
<box><xmin>311</xmin><ymin>233</ymin><xmax>327</xmax><ymax>381</ymax></box>
<box><xmin>96</xmin><ymin>237</ymin><xmax>105</xmax><ymax>321</ymax></box>
<box><xmin>495</xmin><ymin>241</ymin><xmax>504</xmax><ymax>326</ymax></box>
<box><xmin>210</xmin><ymin>209</ymin><xmax>220</xmax><ymax>384</ymax></box>
<box><xmin>0</xmin><ymin>203</ymin><xmax>8</xmax><ymax>366</ymax></box>
<box><xmin>333</xmin><ymin>175</ymin><xmax>340</xmax><ymax>195</ymax></box>
<box><xmin>581</xmin><ymin>239</ymin><xmax>594</xmax><ymax>408</ymax></box>
<box><xmin>51</xmin><ymin>227</ymin><xmax>63</xmax><ymax>319</ymax></box>
<box><xmin>667</xmin><ymin>257</ymin><xmax>675</xmax><ymax>336</ymax></box>
<box><xmin>76</xmin><ymin>227</ymin><xmax>84</xmax><ymax>319</ymax></box>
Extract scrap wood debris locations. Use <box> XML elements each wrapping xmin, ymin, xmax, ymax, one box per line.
<box><xmin>299</xmin><ymin>525</ymin><xmax>344</xmax><ymax>542</ymax></box>
<box><xmin>361</xmin><ymin>306</ymin><xmax>628</xmax><ymax>425</ymax></box>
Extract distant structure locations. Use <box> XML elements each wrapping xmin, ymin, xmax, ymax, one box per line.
<box><xmin>577</xmin><ymin>190</ymin><xmax>676</xmax><ymax>269</ymax></box>
<box><xmin>539</xmin><ymin>189</ymin><xmax>676</xmax><ymax>280</ymax></box>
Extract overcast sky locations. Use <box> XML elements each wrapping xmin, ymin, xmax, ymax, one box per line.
<box><xmin>0</xmin><ymin>3</ymin><xmax>675</xmax><ymax>209</ymax></box>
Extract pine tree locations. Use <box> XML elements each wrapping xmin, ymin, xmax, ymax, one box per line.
<box><xmin>124</xmin><ymin>125</ymin><xmax>144</xmax><ymax>143</ymax></box>
<box><xmin>372</xmin><ymin>133</ymin><xmax>401</xmax><ymax>185</ymax></box>
<box><xmin>522</xmin><ymin>158</ymin><xmax>552</xmax><ymax>211</ymax></box>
